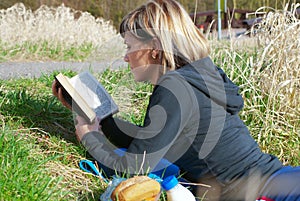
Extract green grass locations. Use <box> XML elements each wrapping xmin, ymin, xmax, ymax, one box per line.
<box><xmin>0</xmin><ymin>68</ymin><xmax>153</xmax><ymax>200</ymax></box>
<box><xmin>0</xmin><ymin>42</ymin><xmax>299</xmax><ymax>200</ymax></box>
<box><xmin>0</xmin><ymin>42</ymin><xmax>95</xmax><ymax>62</ymax></box>
<box><xmin>0</xmin><ymin>129</ymin><xmax>62</xmax><ymax>201</ymax></box>
<box><xmin>98</xmin><ymin>68</ymin><xmax>153</xmax><ymax>126</ymax></box>
<box><xmin>0</xmin><ymin>61</ymin><xmax>299</xmax><ymax>200</ymax></box>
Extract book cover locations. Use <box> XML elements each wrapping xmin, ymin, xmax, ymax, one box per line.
<box><xmin>55</xmin><ymin>71</ymin><xmax>118</xmax><ymax>123</ymax></box>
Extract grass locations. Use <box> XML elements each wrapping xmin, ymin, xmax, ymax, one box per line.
<box><xmin>0</xmin><ymin>2</ymin><xmax>299</xmax><ymax>201</ymax></box>
<box><xmin>0</xmin><ymin>3</ymin><xmax>124</xmax><ymax>62</ymax></box>
<box><xmin>0</xmin><ymin>69</ymin><xmax>152</xmax><ymax>200</ymax></box>
<box><xmin>0</xmin><ymin>41</ymin><xmax>95</xmax><ymax>62</ymax></box>
<box><xmin>222</xmin><ymin>3</ymin><xmax>300</xmax><ymax>165</ymax></box>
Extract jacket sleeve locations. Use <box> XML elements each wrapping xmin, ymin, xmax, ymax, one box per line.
<box><xmin>81</xmin><ymin>73</ymin><xmax>196</xmax><ymax>177</ymax></box>
<box><xmin>100</xmin><ymin>116</ymin><xmax>136</xmax><ymax>148</ymax></box>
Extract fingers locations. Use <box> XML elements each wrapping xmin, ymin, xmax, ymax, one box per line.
<box><xmin>75</xmin><ymin>115</ymin><xmax>100</xmax><ymax>127</ymax></box>
<box><xmin>75</xmin><ymin>115</ymin><xmax>101</xmax><ymax>141</ymax></box>
<box><xmin>75</xmin><ymin>115</ymin><xmax>87</xmax><ymax>126</ymax></box>
<box><xmin>52</xmin><ymin>79</ymin><xmax>72</xmax><ymax>110</ymax></box>
<box><xmin>58</xmin><ymin>87</ymin><xmax>72</xmax><ymax>109</ymax></box>
<box><xmin>94</xmin><ymin>117</ymin><xmax>101</xmax><ymax>125</ymax></box>
<box><xmin>52</xmin><ymin>80</ymin><xmax>59</xmax><ymax>97</ymax></box>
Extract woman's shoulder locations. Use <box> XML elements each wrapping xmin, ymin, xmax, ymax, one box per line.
<box><xmin>156</xmin><ymin>70</ymin><xmax>190</xmax><ymax>90</ymax></box>
<box><xmin>158</xmin><ymin>62</ymin><xmax>198</xmax><ymax>83</ymax></box>
<box><xmin>154</xmin><ymin>69</ymin><xmax>198</xmax><ymax>104</ymax></box>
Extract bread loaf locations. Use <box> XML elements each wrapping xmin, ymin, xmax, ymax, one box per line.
<box><xmin>111</xmin><ymin>176</ymin><xmax>161</xmax><ymax>201</ymax></box>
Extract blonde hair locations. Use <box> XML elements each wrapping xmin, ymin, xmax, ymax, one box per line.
<box><xmin>120</xmin><ymin>0</ymin><xmax>210</xmax><ymax>72</ymax></box>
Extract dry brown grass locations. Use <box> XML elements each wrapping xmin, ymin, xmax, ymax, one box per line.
<box><xmin>22</xmin><ymin>128</ymin><xmax>108</xmax><ymax>200</ymax></box>
<box><xmin>0</xmin><ymin>3</ymin><xmax>125</xmax><ymax>61</ymax></box>
<box><xmin>0</xmin><ymin>3</ymin><xmax>118</xmax><ymax>47</ymax></box>
<box><xmin>212</xmin><ymin>3</ymin><xmax>300</xmax><ymax>165</ymax></box>
<box><xmin>251</xmin><ymin>4</ymin><xmax>300</xmax><ymax>164</ymax></box>
<box><xmin>254</xmin><ymin>4</ymin><xmax>300</xmax><ymax>129</ymax></box>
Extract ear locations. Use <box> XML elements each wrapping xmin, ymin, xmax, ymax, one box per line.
<box><xmin>151</xmin><ymin>37</ymin><xmax>162</xmax><ymax>59</ymax></box>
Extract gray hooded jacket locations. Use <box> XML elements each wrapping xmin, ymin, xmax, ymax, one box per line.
<box><xmin>81</xmin><ymin>57</ymin><xmax>282</xmax><ymax>200</ymax></box>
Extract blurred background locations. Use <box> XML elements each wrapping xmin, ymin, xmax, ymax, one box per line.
<box><xmin>1</xmin><ymin>0</ymin><xmax>299</xmax><ymax>28</ymax></box>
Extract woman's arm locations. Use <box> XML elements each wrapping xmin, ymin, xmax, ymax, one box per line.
<box><xmin>77</xmin><ymin>73</ymin><xmax>196</xmax><ymax>177</ymax></box>
<box><xmin>100</xmin><ymin>116</ymin><xmax>137</xmax><ymax>148</ymax></box>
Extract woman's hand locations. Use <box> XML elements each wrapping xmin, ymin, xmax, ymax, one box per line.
<box><xmin>75</xmin><ymin>115</ymin><xmax>101</xmax><ymax>142</ymax></box>
<box><xmin>52</xmin><ymin>79</ymin><xmax>72</xmax><ymax>110</ymax></box>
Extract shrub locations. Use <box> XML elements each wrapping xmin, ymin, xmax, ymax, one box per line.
<box><xmin>0</xmin><ymin>3</ymin><xmax>125</xmax><ymax>61</ymax></box>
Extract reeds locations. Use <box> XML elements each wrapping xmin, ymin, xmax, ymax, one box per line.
<box><xmin>252</xmin><ymin>4</ymin><xmax>299</xmax><ymax>163</ymax></box>
<box><xmin>0</xmin><ymin>3</ymin><xmax>124</xmax><ymax>61</ymax></box>
<box><xmin>212</xmin><ymin>3</ymin><xmax>300</xmax><ymax>164</ymax></box>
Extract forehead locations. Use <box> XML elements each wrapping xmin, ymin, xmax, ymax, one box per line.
<box><xmin>124</xmin><ymin>32</ymin><xmax>140</xmax><ymax>44</ymax></box>
<box><xmin>124</xmin><ymin>32</ymin><xmax>151</xmax><ymax>45</ymax></box>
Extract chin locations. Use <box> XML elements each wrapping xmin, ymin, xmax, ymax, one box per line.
<box><xmin>131</xmin><ymin>65</ymin><xmax>153</xmax><ymax>83</ymax></box>
<box><xmin>131</xmin><ymin>72</ymin><xmax>147</xmax><ymax>83</ymax></box>
<box><xmin>133</xmin><ymin>76</ymin><xmax>147</xmax><ymax>83</ymax></box>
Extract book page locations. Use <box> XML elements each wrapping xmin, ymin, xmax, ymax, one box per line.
<box><xmin>69</xmin><ymin>74</ymin><xmax>101</xmax><ymax>109</ymax></box>
<box><xmin>69</xmin><ymin>71</ymin><xmax>118</xmax><ymax>119</ymax></box>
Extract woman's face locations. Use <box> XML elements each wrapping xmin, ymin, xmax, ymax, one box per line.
<box><xmin>124</xmin><ymin>33</ymin><xmax>162</xmax><ymax>84</ymax></box>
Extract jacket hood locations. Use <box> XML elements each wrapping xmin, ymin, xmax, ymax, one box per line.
<box><xmin>176</xmin><ymin>57</ymin><xmax>244</xmax><ymax>115</ymax></box>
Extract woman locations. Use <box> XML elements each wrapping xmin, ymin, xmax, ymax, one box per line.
<box><xmin>53</xmin><ymin>0</ymin><xmax>300</xmax><ymax>200</ymax></box>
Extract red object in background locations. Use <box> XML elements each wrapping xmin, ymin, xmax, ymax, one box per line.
<box><xmin>256</xmin><ymin>196</ymin><xmax>275</xmax><ymax>201</ymax></box>
<box><xmin>199</xmin><ymin>24</ymin><xmax>205</xmax><ymax>33</ymax></box>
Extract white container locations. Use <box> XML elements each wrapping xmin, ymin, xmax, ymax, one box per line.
<box><xmin>161</xmin><ymin>175</ymin><xmax>196</xmax><ymax>201</ymax></box>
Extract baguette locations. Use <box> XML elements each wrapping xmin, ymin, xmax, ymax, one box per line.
<box><xmin>111</xmin><ymin>176</ymin><xmax>161</xmax><ymax>201</ymax></box>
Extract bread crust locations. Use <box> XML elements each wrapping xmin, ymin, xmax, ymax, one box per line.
<box><xmin>111</xmin><ymin>176</ymin><xmax>161</xmax><ymax>201</ymax></box>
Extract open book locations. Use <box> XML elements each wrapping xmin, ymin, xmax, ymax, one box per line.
<box><xmin>55</xmin><ymin>71</ymin><xmax>118</xmax><ymax>123</ymax></box>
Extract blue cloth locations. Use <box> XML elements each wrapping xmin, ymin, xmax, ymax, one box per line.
<box><xmin>259</xmin><ymin>166</ymin><xmax>300</xmax><ymax>201</ymax></box>
<box><xmin>100</xmin><ymin>176</ymin><xmax>126</xmax><ymax>201</ymax></box>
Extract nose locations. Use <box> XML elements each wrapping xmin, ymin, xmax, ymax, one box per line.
<box><xmin>124</xmin><ymin>54</ymin><xmax>129</xmax><ymax>62</ymax></box>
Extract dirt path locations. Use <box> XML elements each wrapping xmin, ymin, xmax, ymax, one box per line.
<box><xmin>0</xmin><ymin>29</ymin><xmax>251</xmax><ymax>80</ymax></box>
<box><xmin>0</xmin><ymin>59</ymin><xmax>127</xmax><ymax>80</ymax></box>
